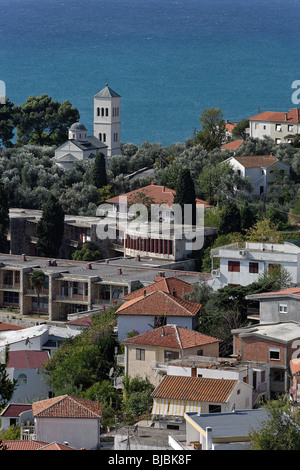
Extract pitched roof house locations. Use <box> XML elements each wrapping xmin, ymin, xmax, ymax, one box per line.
<box><xmin>0</xmin><ymin>403</ymin><xmax>33</xmax><ymax>431</ymax></box>
<box><xmin>121</xmin><ymin>324</ymin><xmax>220</xmax><ymax>386</ymax></box>
<box><xmin>32</xmin><ymin>395</ymin><xmax>102</xmax><ymax>450</ymax></box>
<box><xmin>151</xmin><ymin>375</ymin><xmax>253</xmax><ymax>421</ymax></box>
<box><xmin>224</xmin><ymin>154</ymin><xmax>290</xmax><ymax>196</ymax></box>
<box><xmin>249</xmin><ymin>107</ymin><xmax>300</xmax><ymax>143</ymax></box>
<box><xmin>1</xmin><ymin>440</ymin><xmax>75</xmax><ymax>450</ymax></box>
<box><xmin>6</xmin><ymin>350</ymin><xmax>51</xmax><ymax>403</ymax></box>
<box><xmin>122</xmin><ymin>276</ymin><xmax>193</xmax><ymax>301</ymax></box>
<box><xmin>246</xmin><ymin>287</ymin><xmax>300</xmax><ymax>324</ymax></box>
<box><xmin>116</xmin><ymin>290</ymin><xmax>202</xmax><ymax>341</ymax></box>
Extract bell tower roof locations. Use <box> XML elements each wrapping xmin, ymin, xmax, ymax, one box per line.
<box><xmin>94</xmin><ymin>85</ymin><xmax>121</xmax><ymax>99</ymax></box>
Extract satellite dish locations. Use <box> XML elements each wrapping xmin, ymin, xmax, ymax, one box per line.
<box><xmin>109</xmin><ymin>367</ymin><xmax>114</xmax><ymax>378</ymax></box>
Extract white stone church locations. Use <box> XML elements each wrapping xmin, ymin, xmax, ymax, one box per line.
<box><xmin>54</xmin><ymin>84</ymin><xmax>121</xmax><ymax>169</ymax></box>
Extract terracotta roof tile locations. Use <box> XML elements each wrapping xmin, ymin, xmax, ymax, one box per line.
<box><xmin>2</xmin><ymin>440</ymin><xmax>50</xmax><ymax>450</ymax></box>
<box><xmin>122</xmin><ymin>277</ymin><xmax>192</xmax><ymax>301</ymax></box>
<box><xmin>32</xmin><ymin>395</ymin><xmax>102</xmax><ymax>419</ymax></box>
<box><xmin>7</xmin><ymin>350</ymin><xmax>49</xmax><ymax>370</ymax></box>
<box><xmin>116</xmin><ymin>290</ymin><xmax>202</xmax><ymax>317</ymax></box>
<box><xmin>290</xmin><ymin>359</ymin><xmax>300</xmax><ymax>376</ymax></box>
<box><xmin>249</xmin><ymin>108</ymin><xmax>300</xmax><ymax>123</ymax></box>
<box><xmin>233</xmin><ymin>155</ymin><xmax>278</xmax><ymax>168</ymax></box>
<box><xmin>152</xmin><ymin>375</ymin><xmax>237</xmax><ymax>402</ymax></box>
<box><xmin>123</xmin><ymin>324</ymin><xmax>220</xmax><ymax>349</ymax></box>
<box><xmin>0</xmin><ymin>322</ymin><xmax>26</xmax><ymax>331</ymax></box>
<box><xmin>0</xmin><ymin>403</ymin><xmax>32</xmax><ymax>418</ymax></box>
<box><xmin>106</xmin><ymin>182</ymin><xmax>176</xmax><ymax>206</ymax></box>
<box><xmin>221</xmin><ymin>139</ymin><xmax>244</xmax><ymax>150</ymax></box>
<box><xmin>255</xmin><ymin>287</ymin><xmax>300</xmax><ymax>297</ymax></box>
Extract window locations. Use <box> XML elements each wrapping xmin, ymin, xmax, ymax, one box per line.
<box><xmin>106</xmin><ymin>108</ymin><xmax>109</xmax><ymax>117</ymax></box>
<box><xmin>103</xmin><ymin>133</ymin><xmax>106</xmax><ymax>142</ymax></box>
<box><xmin>136</xmin><ymin>348</ymin><xmax>145</xmax><ymax>361</ymax></box>
<box><xmin>164</xmin><ymin>350</ymin><xmax>179</xmax><ymax>362</ymax></box>
<box><xmin>237</xmin><ymin>389</ymin><xmax>241</xmax><ymax>395</ymax></box>
<box><xmin>269</xmin><ymin>348</ymin><xmax>280</xmax><ymax>360</ymax></box>
<box><xmin>97</xmin><ymin>107</ymin><xmax>100</xmax><ymax>116</ymax></box>
<box><xmin>273</xmin><ymin>370</ymin><xmax>284</xmax><ymax>382</ymax></box>
<box><xmin>17</xmin><ymin>374</ymin><xmax>27</xmax><ymax>385</ymax></box>
<box><xmin>228</xmin><ymin>261</ymin><xmax>240</xmax><ymax>272</ymax></box>
<box><xmin>275</xmin><ymin>124</ymin><xmax>281</xmax><ymax>131</ymax></box>
<box><xmin>249</xmin><ymin>262</ymin><xmax>259</xmax><ymax>274</ymax></box>
<box><xmin>3</xmin><ymin>291</ymin><xmax>19</xmax><ymax>304</ymax></box>
<box><xmin>197</xmin><ymin>349</ymin><xmax>203</xmax><ymax>356</ymax></box>
<box><xmin>260</xmin><ymin>186</ymin><xmax>264</xmax><ymax>194</ymax></box>
<box><xmin>32</xmin><ymin>297</ymin><xmax>48</xmax><ymax>311</ymax></box>
<box><xmin>209</xmin><ymin>405</ymin><xmax>221</xmax><ymax>413</ymax></box>
<box><xmin>99</xmin><ymin>133</ymin><xmax>102</xmax><ymax>141</ymax></box>
<box><xmin>278</xmin><ymin>303</ymin><xmax>288</xmax><ymax>314</ymax></box>
<box><xmin>288</xmin><ymin>125</ymin><xmax>294</xmax><ymax>132</ymax></box>
<box><xmin>255</xmin><ymin>123</ymin><xmax>259</xmax><ymax>129</ymax></box>
<box><xmin>101</xmin><ymin>108</ymin><xmax>104</xmax><ymax>117</ymax></box>
<box><xmin>276</xmin><ymin>138</ymin><xmax>281</xmax><ymax>144</ymax></box>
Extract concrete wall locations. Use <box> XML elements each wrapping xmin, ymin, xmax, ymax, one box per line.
<box><xmin>259</xmin><ymin>297</ymin><xmax>300</xmax><ymax>324</ymax></box>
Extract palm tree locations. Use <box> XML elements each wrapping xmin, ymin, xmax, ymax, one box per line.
<box><xmin>30</xmin><ymin>270</ymin><xmax>46</xmax><ymax>317</ymax></box>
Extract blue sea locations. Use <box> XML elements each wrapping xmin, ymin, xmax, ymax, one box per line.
<box><xmin>1</xmin><ymin>0</ymin><xmax>300</xmax><ymax>146</ymax></box>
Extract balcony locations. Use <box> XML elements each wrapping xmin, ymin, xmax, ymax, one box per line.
<box><xmin>21</xmin><ymin>425</ymin><xmax>36</xmax><ymax>441</ymax></box>
<box><xmin>1</xmin><ymin>284</ymin><xmax>20</xmax><ymax>291</ymax></box>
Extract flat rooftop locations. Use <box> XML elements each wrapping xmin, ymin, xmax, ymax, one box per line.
<box><xmin>232</xmin><ymin>321</ymin><xmax>300</xmax><ymax>343</ymax></box>
<box><xmin>168</xmin><ymin>355</ymin><xmax>267</xmax><ymax>371</ymax></box>
<box><xmin>185</xmin><ymin>409</ymin><xmax>270</xmax><ymax>439</ymax></box>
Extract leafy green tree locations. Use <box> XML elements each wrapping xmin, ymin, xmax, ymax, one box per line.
<box><xmin>29</xmin><ymin>270</ymin><xmax>46</xmax><ymax>317</ymax></box>
<box><xmin>0</xmin><ymin>183</ymin><xmax>9</xmax><ymax>253</ymax></box>
<box><xmin>71</xmin><ymin>242</ymin><xmax>102</xmax><ymax>261</ymax></box>
<box><xmin>43</xmin><ymin>307</ymin><xmax>118</xmax><ymax>396</ymax></box>
<box><xmin>266</xmin><ymin>206</ymin><xmax>289</xmax><ymax>230</ymax></box>
<box><xmin>36</xmin><ymin>194</ymin><xmax>64</xmax><ymax>257</ymax></box>
<box><xmin>218</xmin><ymin>200</ymin><xmax>241</xmax><ymax>235</ymax></box>
<box><xmin>240</xmin><ymin>201</ymin><xmax>257</xmax><ymax>233</ymax></box>
<box><xmin>91</xmin><ymin>152</ymin><xmax>108</xmax><ymax>189</ymax></box>
<box><xmin>231</xmin><ymin>119</ymin><xmax>249</xmax><ymax>141</ymax></box>
<box><xmin>244</xmin><ymin>218</ymin><xmax>282</xmax><ymax>243</ymax></box>
<box><xmin>250</xmin><ymin>396</ymin><xmax>300</xmax><ymax>450</ymax></box>
<box><xmin>0</xmin><ymin>98</ymin><xmax>20</xmax><ymax>148</ymax></box>
<box><xmin>194</xmin><ymin>108</ymin><xmax>226</xmax><ymax>150</ymax></box>
<box><xmin>16</xmin><ymin>94</ymin><xmax>79</xmax><ymax>146</ymax></box>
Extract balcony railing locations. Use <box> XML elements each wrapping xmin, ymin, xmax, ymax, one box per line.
<box><xmin>21</xmin><ymin>426</ymin><xmax>36</xmax><ymax>441</ymax></box>
<box><xmin>1</xmin><ymin>284</ymin><xmax>20</xmax><ymax>291</ymax></box>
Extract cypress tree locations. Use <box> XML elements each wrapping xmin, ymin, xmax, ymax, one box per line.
<box><xmin>174</xmin><ymin>168</ymin><xmax>196</xmax><ymax>225</ymax></box>
<box><xmin>0</xmin><ymin>183</ymin><xmax>9</xmax><ymax>253</ymax></box>
<box><xmin>36</xmin><ymin>194</ymin><xmax>64</xmax><ymax>257</ymax></box>
<box><xmin>91</xmin><ymin>152</ymin><xmax>107</xmax><ymax>189</ymax></box>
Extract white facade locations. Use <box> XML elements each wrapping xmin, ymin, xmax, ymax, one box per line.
<box><xmin>93</xmin><ymin>85</ymin><xmax>121</xmax><ymax>157</ymax></box>
<box><xmin>211</xmin><ymin>241</ymin><xmax>300</xmax><ymax>288</ymax></box>
<box><xmin>249</xmin><ymin>118</ymin><xmax>300</xmax><ymax>143</ymax></box>
<box><xmin>225</xmin><ymin>156</ymin><xmax>290</xmax><ymax>196</ymax></box>
<box><xmin>35</xmin><ymin>416</ymin><xmax>100</xmax><ymax>450</ymax></box>
<box><xmin>6</xmin><ymin>362</ymin><xmax>52</xmax><ymax>403</ymax></box>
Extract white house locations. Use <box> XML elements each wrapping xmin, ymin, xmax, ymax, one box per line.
<box><xmin>0</xmin><ymin>324</ymin><xmax>80</xmax><ymax>356</ymax></box>
<box><xmin>32</xmin><ymin>395</ymin><xmax>102</xmax><ymax>450</ymax></box>
<box><xmin>6</xmin><ymin>350</ymin><xmax>52</xmax><ymax>403</ymax></box>
<box><xmin>210</xmin><ymin>241</ymin><xmax>300</xmax><ymax>288</ymax></box>
<box><xmin>0</xmin><ymin>403</ymin><xmax>33</xmax><ymax>431</ymax></box>
<box><xmin>166</xmin><ymin>355</ymin><xmax>270</xmax><ymax>406</ymax></box>
<box><xmin>224</xmin><ymin>154</ymin><xmax>290</xmax><ymax>196</ymax></box>
<box><xmin>54</xmin><ymin>122</ymin><xmax>107</xmax><ymax>169</ymax></box>
<box><xmin>151</xmin><ymin>375</ymin><xmax>253</xmax><ymax>424</ymax></box>
<box><xmin>249</xmin><ymin>108</ymin><xmax>300</xmax><ymax>144</ymax></box>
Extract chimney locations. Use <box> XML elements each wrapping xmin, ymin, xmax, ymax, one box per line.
<box><xmin>161</xmin><ymin>326</ymin><xmax>165</xmax><ymax>336</ymax></box>
<box><xmin>285</xmin><ymin>113</ymin><xmax>288</xmax><ymax>121</ymax></box>
<box><xmin>86</xmin><ymin>263</ymin><xmax>92</xmax><ymax>270</ymax></box>
<box><xmin>46</xmin><ymin>260</ymin><xmax>52</xmax><ymax>267</ymax></box>
<box><xmin>159</xmin><ymin>271</ymin><xmax>165</xmax><ymax>278</ymax></box>
<box><xmin>136</xmin><ymin>255</ymin><xmax>141</xmax><ymax>261</ymax></box>
<box><xmin>172</xmin><ymin>288</ymin><xmax>177</xmax><ymax>297</ymax></box>
<box><xmin>144</xmin><ymin>289</ymin><xmax>147</xmax><ymax>297</ymax></box>
<box><xmin>52</xmin><ymin>260</ymin><xmax>57</xmax><ymax>267</ymax></box>
<box><xmin>117</xmin><ymin>268</ymin><xmax>122</xmax><ymax>275</ymax></box>
<box><xmin>21</xmin><ymin>254</ymin><xmax>26</xmax><ymax>262</ymax></box>
<box><xmin>206</xmin><ymin>427</ymin><xmax>212</xmax><ymax>450</ymax></box>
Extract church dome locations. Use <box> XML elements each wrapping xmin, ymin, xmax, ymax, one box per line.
<box><xmin>69</xmin><ymin>122</ymin><xmax>87</xmax><ymax>131</ymax></box>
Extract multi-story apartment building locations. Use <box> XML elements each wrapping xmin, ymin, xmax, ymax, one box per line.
<box><xmin>0</xmin><ymin>253</ymin><xmax>202</xmax><ymax>321</ymax></box>
<box><xmin>249</xmin><ymin>107</ymin><xmax>300</xmax><ymax>144</ymax></box>
<box><xmin>209</xmin><ymin>241</ymin><xmax>300</xmax><ymax>289</ymax></box>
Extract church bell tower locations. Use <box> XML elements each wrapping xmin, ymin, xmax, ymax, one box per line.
<box><xmin>93</xmin><ymin>83</ymin><xmax>121</xmax><ymax>157</ymax></box>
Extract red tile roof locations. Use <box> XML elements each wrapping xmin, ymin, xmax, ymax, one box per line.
<box><xmin>106</xmin><ymin>182</ymin><xmax>210</xmax><ymax>208</ymax></box>
<box><xmin>106</xmin><ymin>182</ymin><xmax>176</xmax><ymax>206</ymax></box>
<box><xmin>225</xmin><ymin>122</ymin><xmax>238</xmax><ymax>133</ymax></box>
<box><xmin>233</xmin><ymin>155</ymin><xmax>278</xmax><ymax>168</ymax></box>
<box><xmin>221</xmin><ymin>139</ymin><xmax>244</xmax><ymax>151</ymax></box>
<box><xmin>0</xmin><ymin>322</ymin><xmax>26</xmax><ymax>332</ymax></box>
<box><xmin>7</xmin><ymin>350</ymin><xmax>49</xmax><ymax>370</ymax></box>
<box><xmin>2</xmin><ymin>440</ymin><xmax>75</xmax><ymax>450</ymax></box>
<box><xmin>122</xmin><ymin>277</ymin><xmax>192</xmax><ymax>301</ymax></box>
<box><xmin>254</xmin><ymin>287</ymin><xmax>300</xmax><ymax>297</ymax></box>
<box><xmin>32</xmin><ymin>395</ymin><xmax>102</xmax><ymax>419</ymax></box>
<box><xmin>123</xmin><ymin>324</ymin><xmax>220</xmax><ymax>349</ymax></box>
<box><xmin>116</xmin><ymin>290</ymin><xmax>202</xmax><ymax>317</ymax></box>
<box><xmin>249</xmin><ymin>108</ymin><xmax>300</xmax><ymax>123</ymax></box>
<box><xmin>0</xmin><ymin>403</ymin><xmax>32</xmax><ymax>418</ymax></box>
<box><xmin>152</xmin><ymin>375</ymin><xmax>238</xmax><ymax>402</ymax></box>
